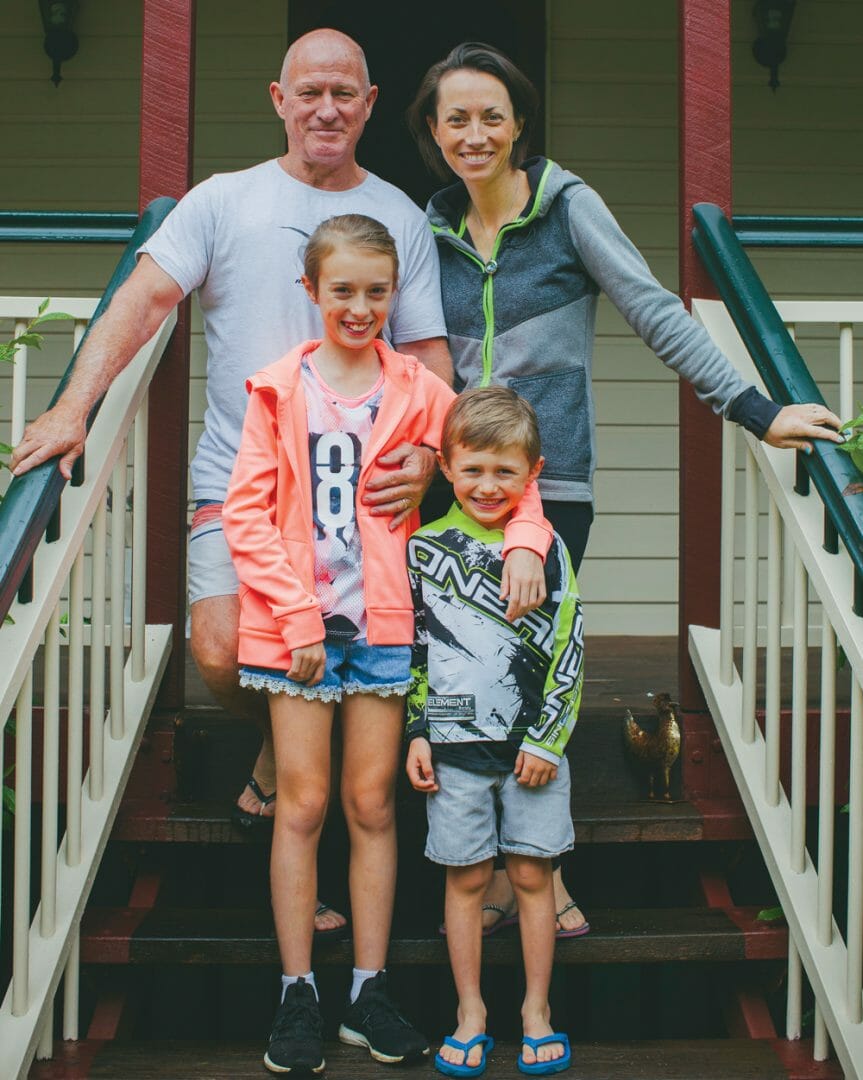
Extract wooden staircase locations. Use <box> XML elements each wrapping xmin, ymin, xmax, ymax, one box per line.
<box><xmin>27</xmin><ymin>638</ymin><xmax>845</xmax><ymax>1078</ymax></box>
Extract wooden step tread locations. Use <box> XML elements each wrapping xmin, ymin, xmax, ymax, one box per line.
<box><xmin>80</xmin><ymin>905</ymin><xmax>786</xmax><ymax>966</ymax></box>
<box><xmin>113</xmin><ymin>796</ymin><xmax>750</xmax><ymax>845</ymax></box>
<box><xmin>28</xmin><ymin>1037</ymin><xmax>842</xmax><ymax>1079</ymax></box>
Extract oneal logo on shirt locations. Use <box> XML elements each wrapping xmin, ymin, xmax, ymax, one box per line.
<box><xmin>411</xmin><ymin>535</ymin><xmax>555</xmax><ymax>654</ymax></box>
<box><xmin>428</xmin><ymin>695</ymin><xmax>476</xmax><ymax>721</ymax></box>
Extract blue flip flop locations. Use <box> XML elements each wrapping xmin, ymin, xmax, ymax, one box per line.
<box><xmin>517</xmin><ymin>1032</ymin><xmax>571</xmax><ymax>1075</ymax></box>
<box><xmin>434</xmin><ymin>1034</ymin><xmax>495</xmax><ymax>1077</ymax></box>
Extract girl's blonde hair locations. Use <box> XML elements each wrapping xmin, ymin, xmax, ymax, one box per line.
<box><xmin>441</xmin><ymin>386</ymin><xmax>541</xmax><ymax>466</ymax></box>
<box><xmin>303</xmin><ymin>214</ymin><xmax>399</xmax><ymax>290</ymax></box>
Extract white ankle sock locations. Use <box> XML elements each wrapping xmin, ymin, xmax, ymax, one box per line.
<box><xmin>282</xmin><ymin>972</ymin><xmax>317</xmax><ymax>1002</ymax></box>
<box><xmin>350</xmin><ymin>967</ymin><xmax>380</xmax><ymax>1004</ymax></box>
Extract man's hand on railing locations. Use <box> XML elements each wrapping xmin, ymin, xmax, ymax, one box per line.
<box><xmin>764</xmin><ymin>402</ymin><xmax>844</xmax><ymax>454</ymax></box>
<box><xmin>10</xmin><ymin>401</ymin><xmax>88</xmax><ymax>480</ymax></box>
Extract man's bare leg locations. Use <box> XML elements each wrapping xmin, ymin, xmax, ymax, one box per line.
<box><xmin>190</xmin><ymin>595</ymin><xmax>275</xmax><ymax>812</ymax></box>
<box><xmin>189</xmin><ymin>593</ymin><xmax>345</xmax><ymax>932</ymax></box>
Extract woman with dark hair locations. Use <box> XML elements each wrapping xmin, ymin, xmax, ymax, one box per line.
<box><xmin>406</xmin><ymin>40</ymin><xmax>843</xmax><ymax>950</ymax></box>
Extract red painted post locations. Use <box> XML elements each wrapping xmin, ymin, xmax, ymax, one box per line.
<box><xmin>139</xmin><ymin>0</ymin><xmax>196</xmax><ymax>710</ymax></box>
<box><xmin>678</xmin><ymin>0</ymin><xmax>734</xmax><ymax>797</ymax></box>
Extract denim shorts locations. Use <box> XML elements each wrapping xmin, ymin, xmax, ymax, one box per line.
<box><xmin>425</xmin><ymin>756</ymin><xmax>574</xmax><ymax>865</ymax></box>
<box><xmin>239</xmin><ymin>638</ymin><xmax>412</xmax><ymax>703</ymax></box>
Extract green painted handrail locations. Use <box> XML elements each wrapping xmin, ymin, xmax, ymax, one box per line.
<box><xmin>7</xmin><ymin>209</ymin><xmax>857</xmax><ymax>250</ymax></box>
<box><xmin>0</xmin><ymin>196</ymin><xmax>177</xmax><ymax>623</ymax></box>
<box><xmin>733</xmin><ymin>215</ymin><xmax>863</xmax><ymax>247</ymax></box>
<box><xmin>0</xmin><ymin>211</ymin><xmax>138</xmax><ymax>244</ymax></box>
<box><xmin>692</xmin><ymin>202</ymin><xmax>863</xmax><ymax>613</ymax></box>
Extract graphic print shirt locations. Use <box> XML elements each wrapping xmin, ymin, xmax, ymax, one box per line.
<box><xmin>301</xmin><ymin>357</ymin><xmax>384</xmax><ymax>641</ymax></box>
<box><xmin>406</xmin><ymin>503</ymin><xmax>584</xmax><ymax>771</ymax></box>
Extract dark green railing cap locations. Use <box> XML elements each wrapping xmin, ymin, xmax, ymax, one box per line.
<box><xmin>0</xmin><ymin>210</ymin><xmax>138</xmax><ymax>244</ymax></box>
<box><xmin>0</xmin><ymin>196</ymin><xmax>177</xmax><ymax>623</ymax></box>
<box><xmin>733</xmin><ymin>215</ymin><xmax>863</xmax><ymax>248</ymax></box>
<box><xmin>692</xmin><ymin>202</ymin><xmax>863</xmax><ymax>607</ymax></box>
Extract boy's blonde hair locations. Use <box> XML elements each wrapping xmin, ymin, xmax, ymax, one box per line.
<box><xmin>302</xmin><ymin>213</ymin><xmax>399</xmax><ymax>290</ymax></box>
<box><xmin>441</xmin><ymin>386</ymin><xmax>541</xmax><ymax>465</ymax></box>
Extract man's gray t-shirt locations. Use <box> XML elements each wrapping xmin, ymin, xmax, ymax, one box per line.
<box><xmin>140</xmin><ymin>158</ymin><xmax>447</xmax><ymax>501</ymax></box>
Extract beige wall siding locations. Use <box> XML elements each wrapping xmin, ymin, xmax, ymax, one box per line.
<box><xmin>0</xmin><ymin>0</ymin><xmax>286</xmax><ymax>511</ymax></box>
<box><xmin>2</xmin><ymin>1</ymin><xmax>860</xmax><ymax>633</ymax></box>
<box><xmin>547</xmin><ymin>0</ymin><xmax>862</xmax><ymax>634</ymax></box>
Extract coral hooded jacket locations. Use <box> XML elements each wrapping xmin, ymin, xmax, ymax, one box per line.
<box><xmin>222</xmin><ymin>339</ymin><xmax>553</xmax><ymax>671</ymax></box>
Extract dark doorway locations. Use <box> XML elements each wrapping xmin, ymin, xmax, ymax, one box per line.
<box><xmin>287</xmin><ymin>0</ymin><xmax>546</xmax><ymax>208</ymax></box>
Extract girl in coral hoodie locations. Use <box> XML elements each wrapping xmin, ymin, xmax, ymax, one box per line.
<box><xmin>222</xmin><ymin>213</ymin><xmax>551</xmax><ymax>1075</ymax></box>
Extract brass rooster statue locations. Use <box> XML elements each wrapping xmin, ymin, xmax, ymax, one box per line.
<box><xmin>622</xmin><ymin>692</ymin><xmax>681</xmax><ymax>802</ymax></box>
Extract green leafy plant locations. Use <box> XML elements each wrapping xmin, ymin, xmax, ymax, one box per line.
<box><xmin>838</xmin><ymin>403</ymin><xmax>863</xmax><ymax>473</ymax></box>
<box><xmin>756</xmin><ymin>905</ymin><xmax>785</xmax><ymax>923</ymax></box>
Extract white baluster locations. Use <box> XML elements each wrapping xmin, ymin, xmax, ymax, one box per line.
<box><xmin>742</xmin><ymin>447</ymin><xmax>758</xmax><ymax>743</ymax></box>
<box><xmin>720</xmin><ymin>420</ymin><xmax>736</xmax><ymax>685</ymax></box>
<box><xmin>11</xmin><ymin>320</ymin><xmax>27</xmax><ymax>447</ymax></box>
<box><xmin>790</xmin><ymin>554</ymin><xmax>807</xmax><ymax>874</ymax></box>
<box><xmin>131</xmin><ymin>394</ymin><xmax>148</xmax><ymax>682</ymax></box>
<box><xmin>41</xmin><ymin>605</ymin><xmax>61</xmax><ymax>937</ymax></box>
<box><xmin>838</xmin><ymin>324</ymin><xmax>853</xmax><ymax>432</ymax></box>
<box><xmin>12</xmin><ymin>670</ymin><xmax>33</xmax><ymax>1016</ymax></box>
<box><xmin>110</xmin><ymin>450</ymin><xmax>127</xmax><ymax>739</ymax></box>
<box><xmin>817</xmin><ymin>616</ymin><xmax>836</xmax><ymax>948</ymax></box>
<box><xmin>765</xmin><ymin>499</ymin><xmax>782</xmax><ymax>805</ymax></box>
<box><xmin>66</xmin><ymin>551</ymin><xmax>85</xmax><ymax>868</ymax></box>
<box><xmin>786</xmin><ymin>936</ymin><xmax>802</xmax><ymax>1039</ymax></box>
<box><xmin>847</xmin><ymin>677</ymin><xmax>863</xmax><ymax>1024</ymax></box>
<box><xmin>89</xmin><ymin>496</ymin><xmax>107</xmax><ymax>801</ymax></box>
<box><xmin>63</xmin><ymin>931</ymin><xmax>80</xmax><ymax>1041</ymax></box>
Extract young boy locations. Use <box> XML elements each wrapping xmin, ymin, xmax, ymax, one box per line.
<box><xmin>406</xmin><ymin>387</ymin><xmax>583</xmax><ymax>1078</ymax></box>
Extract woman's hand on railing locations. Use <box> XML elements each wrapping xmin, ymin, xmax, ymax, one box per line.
<box><xmin>763</xmin><ymin>402</ymin><xmax>843</xmax><ymax>453</ymax></box>
<box><xmin>10</xmin><ymin>400</ymin><xmax>88</xmax><ymax>480</ymax></box>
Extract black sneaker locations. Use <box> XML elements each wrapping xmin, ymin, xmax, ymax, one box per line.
<box><xmin>264</xmin><ymin>977</ymin><xmax>325</xmax><ymax>1075</ymax></box>
<box><xmin>338</xmin><ymin>970</ymin><xmax>429</xmax><ymax>1063</ymax></box>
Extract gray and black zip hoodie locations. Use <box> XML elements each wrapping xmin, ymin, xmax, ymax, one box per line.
<box><xmin>426</xmin><ymin>156</ymin><xmax>780</xmax><ymax>504</ymax></box>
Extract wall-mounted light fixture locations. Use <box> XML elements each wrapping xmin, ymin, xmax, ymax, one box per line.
<box><xmin>39</xmin><ymin>0</ymin><xmax>80</xmax><ymax>87</ymax></box>
<box><xmin>752</xmin><ymin>0</ymin><xmax>796</xmax><ymax>91</ymax></box>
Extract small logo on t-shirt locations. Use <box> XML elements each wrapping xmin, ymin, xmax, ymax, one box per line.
<box><xmin>428</xmin><ymin>694</ymin><xmax>476</xmax><ymax>722</ymax></box>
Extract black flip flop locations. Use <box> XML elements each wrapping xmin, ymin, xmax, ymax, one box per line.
<box><xmin>230</xmin><ymin>776</ymin><xmax>276</xmax><ymax>831</ymax></box>
<box><xmin>314</xmin><ymin>901</ymin><xmax>349</xmax><ymax>937</ymax></box>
